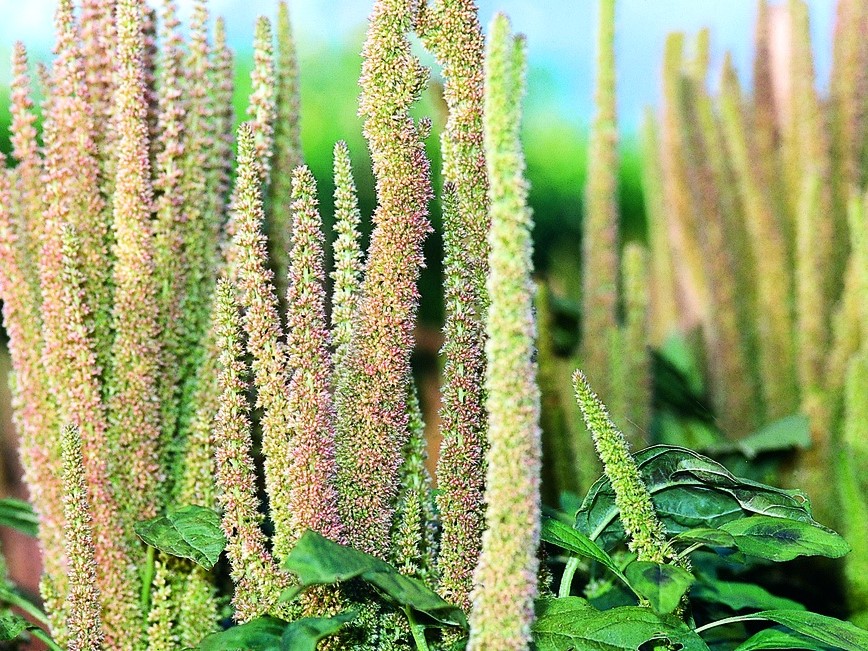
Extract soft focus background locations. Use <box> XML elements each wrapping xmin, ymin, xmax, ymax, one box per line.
<box><xmin>0</xmin><ymin>0</ymin><xmax>845</xmax><ymax>608</ymax></box>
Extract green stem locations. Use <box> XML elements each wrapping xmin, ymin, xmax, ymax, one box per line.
<box><xmin>140</xmin><ymin>545</ymin><xmax>156</xmax><ymax>613</ymax></box>
<box><xmin>675</xmin><ymin>542</ymin><xmax>703</xmax><ymax>562</ymax></box>
<box><xmin>694</xmin><ymin>614</ymin><xmax>767</xmax><ymax>635</ymax></box>
<box><xmin>0</xmin><ymin>589</ymin><xmax>49</xmax><ymax>626</ymax></box>
<box><xmin>404</xmin><ymin>606</ymin><xmax>430</xmax><ymax>651</ymax></box>
<box><xmin>559</xmin><ymin>556</ymin><xmax>580</xmax><ymax>598</ymax></box>
<box><xmin>29</xmin><ymin>627</ymin><xmax>64</xmax><ymax>651</ymax></box>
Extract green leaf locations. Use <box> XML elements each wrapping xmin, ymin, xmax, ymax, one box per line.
<box><xmin>623</xmin><ymin>561</ymin><xmax>693</xmax><ymax>615</ymax></box>
<box><xmin>195</xmin><ymin>617</ymin><xmax>286</xmax><ymax>650</ymax></box>
<box><xmin>532</xmin><ymin>598</ymin><xmax>710</xmax><ymax>651</ymax></box>
<box><xmin>672</xmin><ymin>527</ymin><xmax>738</xmax><ymax>550</ymax></box>
<box><xmin>576</xmin><ymin>446</ymin><xmax>818</xmax><ymax>550</ymax></box>
<box><xmin>706</xmin><ymin>610</ymin><xmax>868</xmax><ymax>651</ymax></box>
<box><xmin>733</xmin><ymin>627</ymin><xmax>829</xmax><ymax>651</ymax></box>
<box><xmin>691</xmin><ymin>578</ymin><xmax>805</xmax><ymax>612</ymax></box>
<box><xmin>719</xmin><ymin>516</ymin><xmax>850</xmax><ymax>562</ymax></box>
<box><xmin>0</xmin><ymin>498</ymin><xmax>38</xmax><ymax>537</ymax></box>
<box><xmin>282</xmin><ymin>530</ymin><xmax>466</xmax><ymax>628</ymax></box>
<box><xmin>541</xmin><ymin>518</ymin><xmax>630</xmax><ymax>586</ymax></box>
<box><xmin>0</xmin><ymin>613</ymin><xmax>27</xmax><ymax>641</ymax></box>
<box><xmin>134</xmin><ymin>505</ymin><xmax>226</xmax><ymax>569</ymax></box>
<box><xmin>706</xmin><ymin>415</ymin><xmax>811</xmax><ymax>459</ymax></box>
<box><xmin>280</xmin><ymin>612</ymin><xmax>356</xmax><ymax>650</ymax></box>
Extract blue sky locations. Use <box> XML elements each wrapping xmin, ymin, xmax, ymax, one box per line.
<box><xmin>0</xmin><ymin>0</ymin><xmax>837</xmax><ymax>133</ymax></box>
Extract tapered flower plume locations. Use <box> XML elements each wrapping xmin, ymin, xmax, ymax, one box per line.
<box><xmin>330</xmin><ymin>140</ymin><xmax>363</xmax><ymax>371</ymax></box>
<box><xmin>285</xmin><ymin>165</ymin><xmax>344</xmax><ymax>543</ymax></box>
<box><xmin>269</xmin><ymin>0</ymin><xmax>304</xmax><ymax>307</ymax></box>
<box><xmin>9</xmin><ymin>42</ymin><xmax>43</xmax><ymax>285</ymax></box>
<box><xmin>105</xmin><ymin>0</ymin><xmax>162</xmax><ymax>526</ymax></box>
<box><xmin>391</xmin><ymin>382</ymin><xmax>436</xmax><ymax>580</ymax></box>
<box><xmin>209</xmin><ymin>18</ymin><xmax>236</xmax><ymax>220</ymax></box>
<box><xmin>718</xmin><ymin>57</ymin><xmax>798</xmax><ymax>419</ymax></box>
<box><xmin>153</xmin><ymin>0</ymin><xmax>190</xmax><ymax>467</ymax></box>
<box><xmin>467</xmin><ymin>16</ymin><xmax>540</xmax><ymax>651</ymax></box>
<box><xmin>248</xmin><ymin>16</ymin><xmax>277</xmax><ymax>181</ymax></box>
<box><xmin>433</xmin><ymin>184</ymin><xmax>488</xmax><ymax>612</ymax></box>
<box><xmin>415</xmin><ymin>0</ymin><xmax>490</xmax><ymax>613</ymax></box>
<box><xmin>58</xmin><ymin>225</ymin><xmax>142</xmax><ymax>650</ymax></box>
<box><xmin>61</xmin><ymin>423</ymin><xmax>104</xmax><ymax>651</ymax></box>
<box><xmin>618</xmin><ymin>243</ymin><xmax>651</xmax><ymax>446</ymax></box>
<box><xmin>79</xmin><ymin>0</ymin><xmax>116</xmax><ymax>159</ymax></box>
<box><xmin>582</xmin><ymin>0</ymin><xmax>619</xmax><ymax>401</ymax></box>
<box><xmin>212</xmin><ymin>280</ymin><xmax>288</xmax><ymax>622</ymax></box>
<box><xmin>334</xmin><ymin>0</ymin><xmax>434</xmax><ymax>559</ymax></box>
<box><xmin>572</xmin><ymin>371</ymin><xmax>668</xmax><ymax>564</ymax></box>
<box><xmin>229</xmin><ymin>123</ymin><xmax>295</xmax><ymax>560</ymax></box>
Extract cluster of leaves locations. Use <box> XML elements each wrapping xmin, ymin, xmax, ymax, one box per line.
<box><xmin>537</xmin><ymin>445</ymin><xmax>867</xmax><ymax>651</ymax></box>
<box><xmin>1</xmin><ymin>441</ymin><xmax>867</xmax><ymax>650</ymax></box>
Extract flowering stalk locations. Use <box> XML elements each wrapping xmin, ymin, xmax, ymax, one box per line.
<box><xmin>285</xmin><ymin>165</ymin><xmax>344</xmax><ymax>543</ymax></box>
<box><xmin>467</xmin><ymin>16</ymin><xmax>540</xmax><ymax>650</ymax></box>
<box><xmin>416</xmin><ymin>0</ymin><xmax>490</xmax><ymax>613</ymax></box>
<box><xmin>58</xmin><ymin>225</ymin><xmax>141</xmax><ymax>649</ymax></box>
<box><xmin>61</xmin><ymin>423</ymin><xmax>104</xmax><ymax>651</ymax></box>
<box><xmin>581</xmin><ymin>0</ymin><xmax>619</xmax><ymax>401</ymax></box>
<box><xmin>334</xmin><ymin>0</ymin><xmax>433</xmax><ymax>559</ymax></box>
<box><xmin>105</xmin><ymin>0</ymin><xmax>162</xmax><ymax>526</ymax></box>
<box><xmin>248</xmin><ymin>17</ymin><xmax>276</xmax><ymax>183</ymax></box>
<box><xmin>391</xmin><ymin>381</ymin><xmax>436</xmax><ymax>581</ymax></box>
<box><xmin>212</xmin><ymin>280</ymin><xmax>288</xmax><ymax>622</ymax></box>
<box><xmin>269</xmin><ymin>0</ymin><xmax>303</xmax><ymax>307</ymax></box>
<box><xmin>229</xmin><ymin>123</ymin><xmax>295</xmax><ymax>560</ymax></box>
<box><xmin>330</xmin><ymin>140</ymin><xmax>363</xmax><ymax>373</ymax></box>
<box><xmin>718</xmin><ymin>57</ymin><xmax>798</xmax><ymax>420</ymax></box>
<box><xmin>572</xmin><ymin>371</ymin><xmax>668</xmax><ymax>564</ymax></box>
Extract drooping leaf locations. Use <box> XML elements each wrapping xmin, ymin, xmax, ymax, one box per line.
<box><xmin>0</xmin><ymin>614</ymin><xmax>27</xmax><ymax>641</ymax></box>
<box><xmin>576</xmin><ymin>446</ymin><xmax>817</xmax><ymax>550</ymax></box>
<box><xmin>532</xmin><ymin>598</ymin><xmax>711</xmax><ymax>651</ymax></box>
<box><xmin>691</xmin><ymin>578</ymin><xmax>805</xmax><ymax>612</ymax></box>
<box><xmin>0</xmin><ymin>499</ymin><xmax>38</xmax><ymax>537</ymax></box>
<box><xmin>719</xmin><ymin>516</ymin><xmax>849</xmax><ymax>562</ymax></box>
<box><xmin>623</xmin><ymin>561</ymin><xmax>693</xmax><ymax>615</ymax></box>
<box><xmin>706</xmin><ymin>415</ymin><xmax>811</xmax><ymax>459</ymax></box>
<box><xmin>732</xmin><ymin>627</ymin><xmax>829</xmax><ymax>651</ymax></box>
<box><xmin>709</xmin><ymin>610</ymin><xmax>868</xmax><ymax>651</ymax></box>
<box><xmin>672</xmin><ymin>527</ymin><xmax>738</xmax><ymax>550</ymax></box>
<box><xmin>195</xmin><ymin>616</ymin><xmax>286</xmax><ymax>650</ymax></box>
<box><xmin>280</xmin><ymin>612</ymin><xmax>357</xmax><ymax>650</ymax></box>
<box><xmin>541</xmin><ymin>518</ymin><xmax>630</xmax><ymax>587</ymax></box>
<box><xmin>282</xmin><ymin>530</ymin><xmax>466</xmax><ymax>628</ymax></box>
<box><xmin>135</xmin><ymin>505</ymin><xmax>226</xmax><ymax>569</ymax></box>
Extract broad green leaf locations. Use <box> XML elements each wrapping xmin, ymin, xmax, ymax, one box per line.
<box><xmin>691</xmin><ymin>578</ymin><xmax>804</xmax><ymax>612</ymax></box>
<box><xmin>532</xmin><ymin>598</ymin><xmax>710</xmax><ymax>651</ymax></box>
<box><xmin>672</xmin><ymin>527</ymin><xmax>738</xmax><ymax>550</ymax></box>
<box><xmin>541</xmin><ymin>518</ymin><xmax>629</xmax><ymax>585</ymax></box>
<box><xmin>733</xmin><ymin>627</ymin><xmax>828</xmax><ymax>651</ymax></box>
<box><xmin>281</xmin><ymin>612</ymin><xmax>356</xmax><ymax>650</ymax></box>
<box><xmin>135</xmin><ymin>505</ymin><xmax>226</xmax><ymax>569</ymax></box>
<box><xmin>0</xmin><ymin>499</ymin><xmax>38</xmax><ymax>537</ymax></box>
<box><xmin>195</xmin><ymin>617</ymin><xmax>286</xmax><ymax>650</ymax></box>
<box><xmin>282</xmin><ymin>530</ymin><xmax>466</xmax><ymax>628</ymax></box>
<box><xmin>706</xmin><ymin>415</ymin><xmax>811</xmax><ymax>459</ymax></box>
<box><xmin>623</xmin><ymin>561</ymin><xmax>693</xmax><ymax>615</ymax></box>
<box><xmin>719</xmin><ymin>516</ymin><xmax>849</xmax><ymax>562</ymax></box>
<box><xmin>576</xmin><ymin>446</ymin><xmax>817</xmax><ymax>550</ymax></box>
<box><xmin>707</xmin><ymin>610</ymin><xmax>868</xmax><ymax>651</ymax></box>
<box><xmin>0</xmin><ymin>613</ymin><xmax>27</xmax><ymax>641</ymax></box>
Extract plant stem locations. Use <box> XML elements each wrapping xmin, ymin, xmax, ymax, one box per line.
<box><xmin>0</xmin><ymin>589</ymin><xmax>49</xmax><ymax>626</ymax></box>
<box><xmin>694</xmin><ymin>614</ymin><xmax>766</xmax><ymax>635</ymax></box>
<box><xmin>140</xmin><ymin>545</ymin><xmax>155</xmax><ymax>612</ymax></box>
<box><xmin>559</xmin><ymin>556</ymin><xmax>580</xmax><ymax>598</ymax></box>
<box><xmin>404</xmin><ymin>606</ymin><xmax>430</xmax><ymax>651</ymax></box>
<box><xmin>29</xmin><ymin>627</ymin><xmax>64</xmax><ymax>651</ymax></box>
<box><xmin>675</xmin><ymin>542</ymin><xmax>703</xmax><ymax>562</ymax></box>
